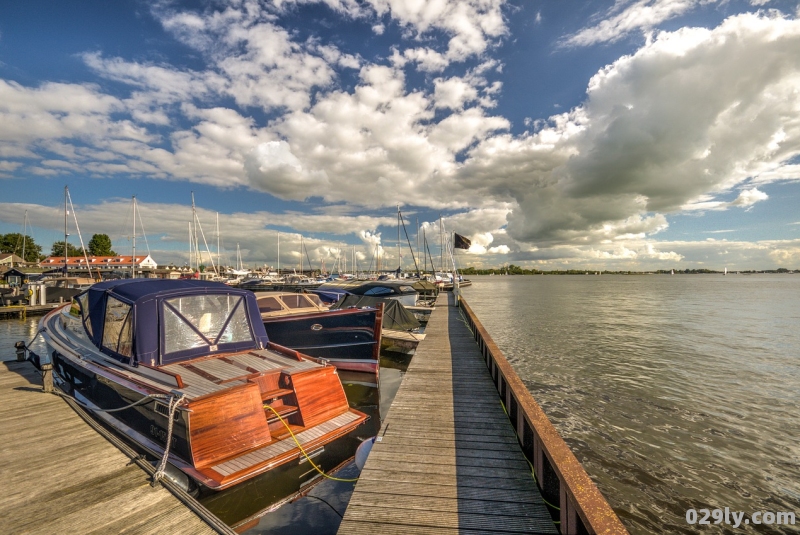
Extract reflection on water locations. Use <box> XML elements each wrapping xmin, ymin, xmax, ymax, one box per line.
<box><xmin>461</xmin><ymin>275</ymin><xmax>800</xmax><ymax>534</ymax></box>
<box><xmin>0</xmin><ymin>315</ymin><xmax>413</xmax><ymax>534</ymax></box>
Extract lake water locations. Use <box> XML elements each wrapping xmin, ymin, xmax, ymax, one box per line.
<box><xmin>3</xmin><ymin>276</ymin><xmax>798</xmax><ymax>533</ymax></box>
<box><xmin>461</xmin><ymin>274</ymin><xmax>800</xmax><ymax>534</ymax></box>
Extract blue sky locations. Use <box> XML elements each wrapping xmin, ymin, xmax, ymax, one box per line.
<box><xmin>2</xmin><ymin>0</ymin><xmax>800</xmax><ymax>270</ymax></box>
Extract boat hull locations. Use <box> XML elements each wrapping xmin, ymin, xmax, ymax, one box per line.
<box><xmin>262</xmin><ymin>308</ymin><xmax>380</xmax><ymax>373</ymax></box>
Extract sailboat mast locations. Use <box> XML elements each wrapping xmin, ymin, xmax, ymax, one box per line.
<box><xmin>216</xmin><ymin>212</ymin><xmax>220</xmax><ymax>275</ymax></box>
<box><xmin>277</xmin><ymin>232</ymin><xmax>280</xmax><ymax>275</ymax></box>
<box><xmin>397</xmin><ymin>205</ymin><xmax>401</xmax><ymax>272</ymax></box>
<box><xmin>22</xmin><ymin>210</ymin><xmax>28</xmax><ymax>264</ymax></box>
<box><xmin>131</xmin><ymin>196</ymin><xmax>136</xmax><ymax>278</ymax></box>
<box><xmin>64</xmin><ymin>185</ymin><xmax>68</xmax><ymax>275</ymax></box>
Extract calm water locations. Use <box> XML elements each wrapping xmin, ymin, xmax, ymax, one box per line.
<box><xmin>461</xmin><ymin>274</ymin><xmax>800</xmax><ymax>534</ymax></box>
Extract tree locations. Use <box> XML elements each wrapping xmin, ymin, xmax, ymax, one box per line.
<box><xmin>88</xmin><ymin>234</ymin><xmax>116</xmax><ymax>256</ymax></box>
<box><xmin>0</xmin><ymin>233</ymin><xmax>43</xmax><ymax>262</ymax></box>
<box><xmin>51</xmin><ymin>241</ymin><xmax>84</xmax><ymax>257</ymax></box>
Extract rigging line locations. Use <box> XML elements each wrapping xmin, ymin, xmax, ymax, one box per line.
<box><xmin>134</xmin><ymin>199</ymin><xmax>152</xmax><ymax>257</ymax></box>
<box><xmin>66</xmin><ymin>189</ymin><xmax>99</xmax><ymax>280</ymax></box>
<box><xmin>398</xmin><ymin>209</ymin><xmax>420</xmax><ymax>276</ymax></box>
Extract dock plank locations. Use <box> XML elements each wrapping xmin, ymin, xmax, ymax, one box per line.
<box><xmin>338</xmin><ymin>293</ymin><xmax>558</xmax><ymax>535</ymax></box>
<box><xmin>0</xmin><ymin>360</ymin><xmax>218</xmax><ymax>535</ymax></box>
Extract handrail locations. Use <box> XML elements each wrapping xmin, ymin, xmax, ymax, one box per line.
<box><xmin>459</xmin><ymin>297</ymin><xmax>629</xmax><ymax>535</ymax></box>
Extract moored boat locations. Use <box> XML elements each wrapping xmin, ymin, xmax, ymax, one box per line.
<box><xmin>255</xmin><ymin>291</ymin><xmax>383</xmax><ymax>373</ymax></box>
<box><xmin>38</xmin><ymin>279</ymin><xmax>367</xmax><ymax>492</ymax></box>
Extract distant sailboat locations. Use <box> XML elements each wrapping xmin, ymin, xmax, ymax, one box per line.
<box><xmin>670</xmin><ymin>269</ymin><xmax>674</xmax><ymax>275</ymax></box>
<box><xmin>724</xmin><ymin>267</ymin><xmax>727</xmax><ymax>276</ymax></box>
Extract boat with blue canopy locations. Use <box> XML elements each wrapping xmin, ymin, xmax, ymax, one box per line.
<box><xmin>37</xmin><ymin>279</ymin><xmax>367</xmax><ymax>492</ymax></box>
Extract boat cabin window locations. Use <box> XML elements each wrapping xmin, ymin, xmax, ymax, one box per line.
<box><xmin>305</xmin><ymin>294</ymin><xmax>323</xmax><ymax>307</ymax></box>
<box><xmin>162</xmin><ymin>294</ymin><xmax>253</xmax><ymax>357</ymax></box>
<box><xmin>364</xmin><ymin>286</ymin><xmax>393</xmax><ymax>296</ymax></box>
<box><xmin>103</xmin><ymin>296</ymin><xmax>133</xmax><ymax>358</ymax></box>
<box><xmin>76</xmin><ymin>293</ymin><xmax>93</xmax><ymax>336</ymax></box>
<box><xmin>281</xmin><ymin>294</ymin><xmax>315</xmax><ymax>309</ymax></box>
<box><xmin>257</xmin><ymin>296</ymin><xmax>283</xmax><ymax>313</ymax></box>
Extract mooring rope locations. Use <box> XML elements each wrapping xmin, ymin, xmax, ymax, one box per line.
<box><xmin>152</xmin><ymin>393</ymin><xmax>187</xmax><ymax>487</ymax></box>
<box><xmin>263</xmin><ymin>404</ymin><xmax>358</xmax><ymax>483</ymax></box>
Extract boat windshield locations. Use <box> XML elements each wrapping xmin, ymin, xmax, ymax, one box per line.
<box><xmin>162</xmin><ymin>294</ymin><xmax>253</xmax><ymax>357</ymax></box>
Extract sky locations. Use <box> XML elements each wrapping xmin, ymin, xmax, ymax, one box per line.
<box><xmin>2</xmin><ymin>0</ymin><xmax>800</xmax><ymax>271</ymax></box>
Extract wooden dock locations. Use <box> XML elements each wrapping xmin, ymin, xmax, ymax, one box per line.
<box><xmin>338</xmin><ymin>293</ymin><xmax>559</xmax><ymax>534</ymax></box>
<box><xmin>0</xmin><ymin>360</ymin><xmax>224</xmax><ymax>535</ymax></box>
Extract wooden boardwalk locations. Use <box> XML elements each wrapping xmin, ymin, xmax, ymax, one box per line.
<box><xmin>338</xmin><ymin>293</ymin><xmax>558</xmax><ymax>534</ymax></box>
<box><xmin>0</xmin><ymin>360</ymin><xmax>220</xmax><ymax>535</ymax></box>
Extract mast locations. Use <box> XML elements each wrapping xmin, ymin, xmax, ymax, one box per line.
<box><xmin>22</xmin><ymin>210</ymin><xmax>28</xmax><ymax>265</ymax></box>
<box><xmin>216</xmin><ymin>212</ymin><xmax>220</xmax><ymax>275</ymax></box>
<box><xmin>300</xmin><ymin>235</ymin><xmax>303</xmax><ymax>274</ymax></box>
<box><xmin>131</xmin><ymin>196</ymin><xmax>136</xmax><ymax>278</ymax></box>
<box><xmin>277</xmin><ymin>232</ymin><xmax>280</xmax><ymax>275</ymax></box>
<box><xmin>191</xmin><ymin>192</ymin><xmax>197</xmax><ymax>272</ymax></box>
<box><xmin>64</xmin><ymin>185</ymin><xmax>68</xmax><ymax>275</ymax></box>
<box><xmin>397</xmin><ymin>205</ymin><xmax>401</xmax><ymax>272</ymax></box>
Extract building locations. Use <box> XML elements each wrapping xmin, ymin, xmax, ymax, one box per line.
<box><xmin>40</xmin><ymin>255</ymin><xmax>158</xmax><ymax>276</ymax></box>
<box><xmin>0</xmin><ymin>253</ymin><xmax>25</xmax><ymax>267</ymax></box>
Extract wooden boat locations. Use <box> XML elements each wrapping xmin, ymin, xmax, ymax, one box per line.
<box><xmin>254</xmin><ymin>291</ymin><xmax>383</xmax><ymax>373</ymax></box>
<box><xmin>38</xmin><ymin>279</ymin><xmax>367</xmax><ymax>492</ymax></box>
<box><xmin>329</xmin><ymin>295</ymin><xmax>426</xmax><ymax>355</ymax></box>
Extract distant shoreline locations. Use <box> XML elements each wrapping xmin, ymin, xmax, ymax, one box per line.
<box><xmin>461</xmin><ymin>268</ymin><xmax>798</xmax><ymax>276</ymax></box>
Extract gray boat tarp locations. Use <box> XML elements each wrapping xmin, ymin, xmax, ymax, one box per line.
<box><xmin>331</xmin><ymin>295</ymin><xmax>420</xmax><ymax>331</ymax></box>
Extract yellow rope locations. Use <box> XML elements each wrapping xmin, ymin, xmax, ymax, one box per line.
<box><xmin>264</xmin><ymin>404</ymin><xmax>358</xmax><ymax>483</ymax></box>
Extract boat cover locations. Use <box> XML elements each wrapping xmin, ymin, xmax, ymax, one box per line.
<box><xmin>330</xmin><ymin>295</ymin><xmax>420</xmax><ymax>331</ymax></box>
<box><xmin>80</xmin><ymin>279</ymin><xmax>269</xmax><ymax>366</ymax></box>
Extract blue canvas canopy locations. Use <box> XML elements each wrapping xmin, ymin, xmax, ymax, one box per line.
<box><xmin>77</xmin><ymin>279</ymin><xmax>269</xmax><ymax>366</ymax></box>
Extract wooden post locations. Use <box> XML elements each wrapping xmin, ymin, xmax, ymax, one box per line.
<box><xmin>41</xmin><ymin>363</ymin><xmax>54</xmax><ymax>393</ymax></box>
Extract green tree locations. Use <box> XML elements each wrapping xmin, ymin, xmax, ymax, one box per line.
<box><xmin>51</xmin><ymin>241</ymin><xmax>84</xmax><ymax>257</ymax></box>
<box><xmin>0</xmin><ymin>233</ymin><xmax>43</xmax><ymax>262</ymax></box>
<box><xmin>88</xmin><ymin>233</ymin><xmax>116</xmax><ymax>256</ymax></box>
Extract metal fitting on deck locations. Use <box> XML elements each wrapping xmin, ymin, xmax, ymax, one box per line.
<box><xmin>14</xmin><ymin>341</ymin><xmax>27</xmax><ymax>362</ymax></box>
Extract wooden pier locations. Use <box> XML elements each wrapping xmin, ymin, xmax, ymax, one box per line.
<box><xmin>339</xmin><ymin>292</ymin><xmax>628</xmax><ymax>535</ymax></box>
<box><xmin>339</xmin><ymin>292</ymin><xmax>558</xmax><ymax>534</ymax></box>
<box><xmin>0</xmin><ymin>304</ymin><xmax>61</xmax><ymax>320</ymax></box>
<box><xmin>0</xmin><ymin>360</ymin><xmax>227</xmax><ymax>535</ymax></box>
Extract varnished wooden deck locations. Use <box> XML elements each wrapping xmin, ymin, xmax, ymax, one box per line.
<box><xmin>0</xmin><ymin>360</ymin><xmax>219</xmax><ymax>535</ymax></box>
<box><xmin>338</xmin><ymin>293</ymin><xmax>558</xmax><ymax>534</ymax></box>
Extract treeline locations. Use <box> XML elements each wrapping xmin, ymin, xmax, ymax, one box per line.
<box><xmin>0</xmin><ymin>233</ymin><xmax>117</xmax><ymax>262</ymax></box>
<box><xmin>460</xmin><ymin>265</ymin><xmax>798</xmax><ymax>275</ymax></box>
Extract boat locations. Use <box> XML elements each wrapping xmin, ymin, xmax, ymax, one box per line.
<box><xmin>254</xmin><ymin>291</ymin><xmax>383</xmax><ymax>373</ymax></box>
<box><xmin>330</xmin><ymin>294</ymin><xmax>426</xmax><ymax>355</ymax></box>
<box><xmin>37</xmin><ymin>279</ymin><xmax>367</xmax><ymax>492</ymax></box>
<box><xmin>314</xmin><ymin>279</ymin><xmax>436</xmax><ymax>323</ymax></box>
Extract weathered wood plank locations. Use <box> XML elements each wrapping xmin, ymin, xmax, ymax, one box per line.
<box><xmin>339</xmin><ymin>293</ymin><xmax>557</xmax><ymax>534</ymax></box>
<box><xmin>0</xmin><ymin>361</ymin><xmax>217</xmax><ymax>535</ymax></box>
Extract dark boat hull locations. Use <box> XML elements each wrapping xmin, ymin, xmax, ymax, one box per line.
<box><xmin>262</xmin><ymin>308</ymin><xmax>380</xmax><ymax>373</ymax></box>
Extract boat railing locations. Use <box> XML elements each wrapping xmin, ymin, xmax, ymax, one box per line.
<box><xmin>459</xmin><ymin>297</ymin><xmax>628</xmax><ymax>535</ymax></box>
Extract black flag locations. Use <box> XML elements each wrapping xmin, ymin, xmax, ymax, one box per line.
<box><xmin>454</xmin><ymin>233</ymin><xmax>471</xmax><ymax>249</ymax></box>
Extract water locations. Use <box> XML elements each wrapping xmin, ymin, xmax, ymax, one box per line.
<box><xmin>461</xmin><ymin>274</ymin><xmax>800</xmax><ymax>534</ymax></box>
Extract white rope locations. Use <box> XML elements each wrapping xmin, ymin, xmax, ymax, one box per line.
<box><xmin>152</xmin><ymin>393</ymin><xmax>187</xmax><ymax>487</ymax></box>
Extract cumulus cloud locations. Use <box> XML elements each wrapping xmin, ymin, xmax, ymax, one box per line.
<box><xmin>462</xmin><ymin>13</ymin><xmax>800</xmax><ymax>247</ymax></box>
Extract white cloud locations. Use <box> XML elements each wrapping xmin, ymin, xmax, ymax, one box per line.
<box><xmin>461</xmin><ymin>13</ymin><xmax>800</xmax><ymax>246</ymax></box>
<box><xmin>562</xmin><ymin>0</ymin><xmax>715</xmax><ymax>47</ymax></box>
<box><xmin>731</xmin><ymin>187</ymin><xmax>768</xmax><ymax>207</ymax></box>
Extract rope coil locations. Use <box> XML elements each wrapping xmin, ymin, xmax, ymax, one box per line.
<box><xmin>152</xmin><ymin>393</ymin><xmax>187</xmax><ymax>487</ymax></box>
